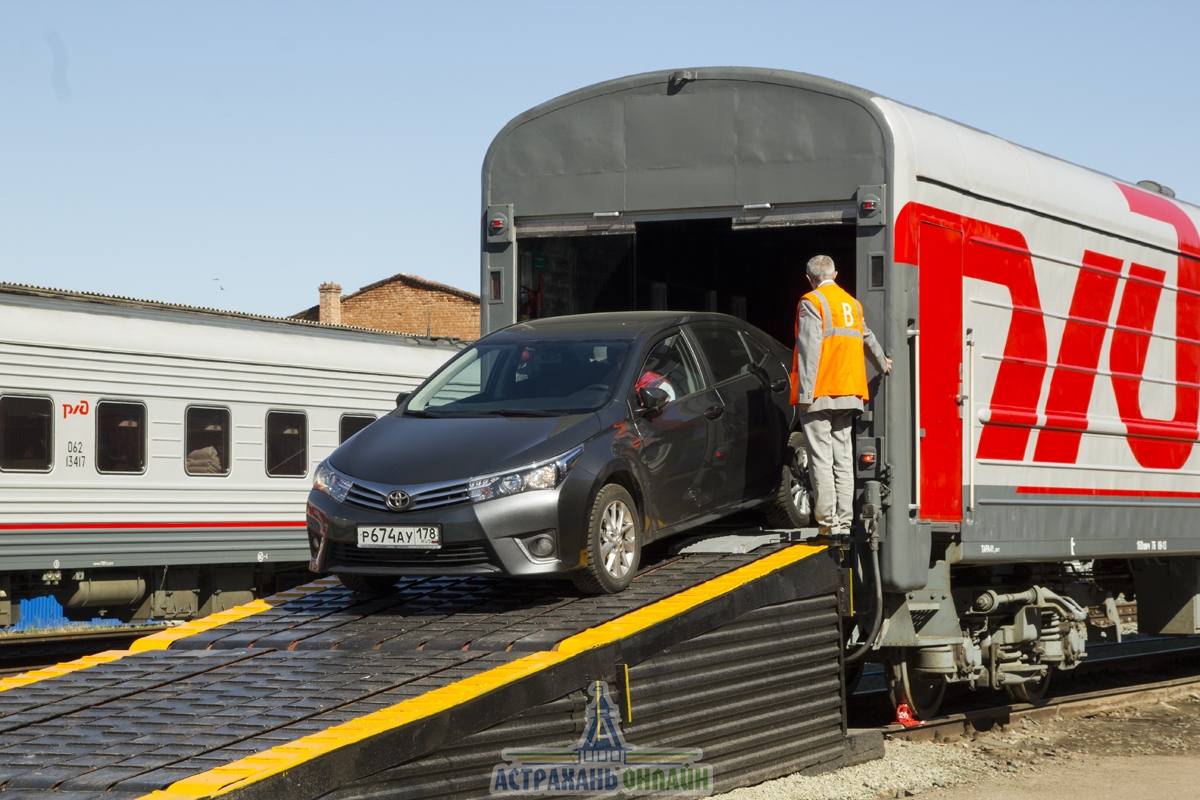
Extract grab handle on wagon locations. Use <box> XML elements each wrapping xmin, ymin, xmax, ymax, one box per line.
<box><xmin>907</xmin><ymin>327</ymin><xmax>920</xmax><ymax>512</ymax></box>
<box><xmin>966</xmin><ymin>329</ymin><xmax>975</xmax><ymax>512</ymax></box>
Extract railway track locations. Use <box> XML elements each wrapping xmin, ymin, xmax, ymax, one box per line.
<box><xmin>886</xmin><ymin>671</ymin><xmax>1200</xmax><ymax>742</ymax></box>
<box><xmin>0</xmin><ymin>625</ymin><xmax>170</xmax><ymax>678</ymax></box>
<box><xmin>853</xmin><ymin>638</ymin><xmax>1200</xmax><ymax>741</ymax></box>
<box><xmin>1087</xmin><ymin>599</ymin><xmax>1137</xmax><ymax>627</ymax></box>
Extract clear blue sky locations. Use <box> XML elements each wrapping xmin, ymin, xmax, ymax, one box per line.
<box><xmin>3</xmin><ymin>1</ymin><xmax>1198</xmax><ymax>318</ymax></box>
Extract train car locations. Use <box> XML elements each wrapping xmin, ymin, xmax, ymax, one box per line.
<box><xmin>479</xmin><ymin>68</ymin><xmax>1200</xmax><ymax>715</ymax></box>
<box><xmin>0</xmin><ymin>283</ymin><xmax>462</xmax><ymax>626</ymax></box>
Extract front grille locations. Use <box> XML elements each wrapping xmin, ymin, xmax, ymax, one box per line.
<box><xmin>344</xmin><ymin>480</ymin><xmax>472</xmax><ymax>513</ymax></box>
<box><xmin>345</xmin><ymin>484</ymin><xmax>388</xmax><ymax>511</ymax></box>
<box><xmin>328</xmin><ymin>541</ymin><xmax>496</xmax><ymax>570</ymax></box>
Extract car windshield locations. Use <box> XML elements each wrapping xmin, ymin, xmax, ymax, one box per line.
<box><xmin>405</xmin><ymin>337</ymin><xmax>633</xmax><ymax>416</ymax></box>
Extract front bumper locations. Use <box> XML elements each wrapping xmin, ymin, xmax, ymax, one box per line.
<box><xmin>306</xmin><ymin>468</ymin><xmax>594</xmax><ymax>578</ymax></box>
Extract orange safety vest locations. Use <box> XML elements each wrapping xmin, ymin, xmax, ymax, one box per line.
<box><xmin>790</xmin><ymin>282</ymin><xmax>869</xmax><ymax>404</ymax></box>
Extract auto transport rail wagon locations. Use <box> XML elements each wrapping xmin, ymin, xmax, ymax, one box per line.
<box><xmin>0</xmin><ymin>284</ymin><xmax>460</xmax><ymax>627</ymax></box>
<box><xmin>479</xmin><ymin>68</ymin><xmax>1200</xmax><ymax>716</ymax></box>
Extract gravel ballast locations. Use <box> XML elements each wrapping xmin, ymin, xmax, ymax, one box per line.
<box><xmin>719</xmin><ymin>691</ymin><xmax>1200</xmax><ymax>799</ymax></box>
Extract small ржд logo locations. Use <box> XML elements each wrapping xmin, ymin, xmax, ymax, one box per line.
<box><xmin>385</xmin><ymin>490</ymin><xmax>411</xmax><ymax>511</ymax></box>
<box><xmin>490</xmin><ymin>681</ymin><xmax>712</xmax><ymax>796</ymax></box>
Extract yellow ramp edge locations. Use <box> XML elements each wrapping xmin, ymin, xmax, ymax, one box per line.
<box><xmin>0</xmin><ymin>650</ymin><xmax>131</xmax><ymax>693</ymax></box>
<box><xmin>141</xmin><ymin>544</ymin><xmax>826</xmax><ymax>800</ymax></box>
<box><xmin>0</xmin><ymin>576</ymin><xmax>341</xmax><ymax>694</ymax></box>
<box><xmin>130</xmin><ymin>600</ymin><xmax>276</xmax><ymax>653</ymax></box>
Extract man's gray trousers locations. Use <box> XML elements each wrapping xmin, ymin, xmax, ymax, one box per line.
<box><xmin>801</xmin><ymin>409</ymin><xmax>856</xmax><ymax>536</ymax></box>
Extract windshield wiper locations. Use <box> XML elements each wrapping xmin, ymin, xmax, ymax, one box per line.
<box><xmin>402</xmin><ymin>409</ymin><xmax>442</xmax><ymax>418</ymax></box>
<box><xmin>460</xmin><ymin>409</ymin><xmax>561</xmax><ymax>418</ymax></box>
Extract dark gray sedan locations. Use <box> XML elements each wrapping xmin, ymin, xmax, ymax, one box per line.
<box><xmin>307</xmin><ymin>312</ymin><xmax>807</xmax><ymax>594</ymax></box>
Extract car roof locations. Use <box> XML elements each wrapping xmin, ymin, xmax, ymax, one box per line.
<box><xmin>501</xmin><ymin>311</ymin><xmax>746</xmax><ymax>337</ymax></box>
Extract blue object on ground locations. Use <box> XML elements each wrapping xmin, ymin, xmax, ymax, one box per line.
<box><xmin>6</xmin><ymin>595</ymin><xmax>123</xmax><ymax>633</ymax></box>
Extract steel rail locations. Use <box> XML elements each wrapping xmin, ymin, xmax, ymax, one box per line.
<box><xmin>886</xmin><ymin>671</ymin><xmax>1200</xmax><ymax>742</ymax></box>
<box><xmin>0</xmin><ymin>624</ymin><xmax>171</xmax><ymax>647</ymax></box>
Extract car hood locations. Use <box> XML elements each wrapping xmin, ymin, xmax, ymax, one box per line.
<box><xmin>329</xmin><ymin>412</ymin><xmax>603</xmax><ymax>486</ymax></box>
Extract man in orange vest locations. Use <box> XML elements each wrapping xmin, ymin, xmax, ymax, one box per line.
<box><xmin>791</xmin><ymin>255</ymin><xmax>890</xmax><ymax>539</ymax></box>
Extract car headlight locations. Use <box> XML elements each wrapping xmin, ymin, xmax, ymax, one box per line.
<box><xmin>468</xmin><ymin>446</ymin><xmax>583</xmax><ymax>503</ymax></box>
<box><xmin>313</xmin><ymin>461</ymin><xmax>353</xmax><ymax>503</ymax></box>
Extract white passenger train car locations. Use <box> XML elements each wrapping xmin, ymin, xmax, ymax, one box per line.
<box><xmin>0</xmin><ymin>284</ymin><xmax>462</xmax><ymax>624</ymax></box>
<box><xmin>480</xmin><ymin>68</ymin><xmax>1200</xmax><ymax>715</ymax></box>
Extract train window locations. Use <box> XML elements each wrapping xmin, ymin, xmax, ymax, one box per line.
<box><xmin>0</xmin><ymin>396</ymin><xmax>53</xmax><ymax>472</ymax></box>
<box><xmin>339</xmin><ymin>414</ymin><xmax>375</xmax><ymax>443</ymax></box>
<box><xmin>266</xmin><ymin>411</ymin><xmax>307</xmax><ymax>477</ymax></box>
<box><xmin>185</xmin><ymin>406</ymin><xmax>230</xmax><ymax>476</ymax></box>
<box><xmin>96</xmin><ymin>401</ymin><xmax>146</xmax><ymax>474</ymax></box>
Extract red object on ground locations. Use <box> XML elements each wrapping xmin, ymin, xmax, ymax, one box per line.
<box><xmin>893</xmin><ymin>703</ymin><xmax>923</xmax><ymax>728</ymax></box>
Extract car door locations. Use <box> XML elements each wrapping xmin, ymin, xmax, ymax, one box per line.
<box><xmin>687</xmin><ymin>322</ymin><xmax>785</xmax><ymax>505</ymax></box>
<box><xmin>631</xmin><ymin>331</ymin><xmax>724</xmax><ymax>531</ymax></box>
<box><xmin>739</xmin><ymin>327</ymin><xmax>796</xmax><ymax>429</ymax></box>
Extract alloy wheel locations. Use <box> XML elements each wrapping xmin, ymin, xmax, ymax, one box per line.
<box><xmin>599</xmin><ymin>499</ymin><xmax>636</xmax><ymax>580</ymax></box>
<box><xmin>789</xmin><ymin>456</ymin><xmax>812</xmax><ymax>519</ymax></box>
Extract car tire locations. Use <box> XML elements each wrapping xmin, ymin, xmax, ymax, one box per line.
<box><xmin>335</xmin><ymin>573</ymin><xmax>397</xmax><ymax>595</ymax></box>
<box><xmin>762</xmin><ymin>430</ymin><xmax>813</xmax><ymax>529</ymax></box>
<box><xmin>571</xmin><ymin>484</ymin><xmax>641</xmax><ymax>595</ymax></box>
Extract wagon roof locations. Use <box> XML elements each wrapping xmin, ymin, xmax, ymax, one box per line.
<box><xmin>0</xmin><ymin>282</ymin><xmax>463</xmax><ymax>345</ymax></box>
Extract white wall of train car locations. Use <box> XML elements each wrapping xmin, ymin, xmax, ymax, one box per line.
<box><xmin>878</xmin><ymin>97</ymin><xmax>1200</xmax><ymax>559</ymax></box>
<box><xmin>0</xmin><ymin>292</ymin><xmax>459</xmax><ymax>572</ymax></box>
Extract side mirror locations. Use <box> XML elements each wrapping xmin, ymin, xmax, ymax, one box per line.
<box><xmin>395</xmin><ymin>391</ymin><xmax>411</xmax><ymax>407</ymax></box>
<box><xmin>637</xmin><ymin>386</ymin><xmax>670</xmax><ymax>415</ymax></box>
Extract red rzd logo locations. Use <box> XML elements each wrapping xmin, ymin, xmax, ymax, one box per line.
<box><xmin>62</xmin><ymin>400</ymin><xmax>90</xmax><ymax>419</ymax></box>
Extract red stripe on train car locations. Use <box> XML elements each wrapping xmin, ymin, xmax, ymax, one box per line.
<box><xmin>0</xmin><ymin>521</ymin><xmax>307</xmax><ymax>530</ymax></box>
<box><xmin>1016</xmin><ymin>487</ymin><xmax>1200</xmax><ymax>499</ymax></box>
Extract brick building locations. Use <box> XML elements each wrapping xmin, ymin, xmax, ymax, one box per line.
<box><xmin>294</xmin><ymin>273</ymin><xmax>480</xmax><ymax>340</ymax></box>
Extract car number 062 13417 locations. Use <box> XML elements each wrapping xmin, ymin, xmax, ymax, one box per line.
<box><xmin>357</xmin><ymin>525</ymin><xmax>441</xmax><ymax>549</ymax></box>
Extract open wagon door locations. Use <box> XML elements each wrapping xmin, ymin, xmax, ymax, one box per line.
<box><xmin>916</xmin><ymin>221</ymin><xmax>964</xmax><ymax>522</ymax></box>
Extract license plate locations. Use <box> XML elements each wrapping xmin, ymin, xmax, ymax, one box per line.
<box><xmin>356</xmin><ymin>525</ymin><xmax>441</xmax><ymax>549</ymax></box>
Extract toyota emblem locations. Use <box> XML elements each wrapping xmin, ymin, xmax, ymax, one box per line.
<box><xmin>385</xmin><ymin>490</ymin><xmax>411</xmax><ymax>511</ymax></box>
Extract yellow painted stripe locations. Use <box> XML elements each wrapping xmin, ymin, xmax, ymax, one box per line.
<box><xmin>129</xmin><ymin>599</ymin><xmax>275</xmax><ymax>653</ymax></box>
<box><xmin>0</xmin><ymin>576</ymin><xmax>342</xmax><ymax>694</ymax></box>
<box><xmin>0</xmin><ymin>649</ymin><xmax>131</xmax><ymax>692</ymax></box>
<box><xmin>140</xmin><ymin>544</ymin><xmax>825</xmax><ymax>800</ymax></box>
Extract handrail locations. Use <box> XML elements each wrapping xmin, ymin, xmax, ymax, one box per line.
<box><xmin>967</xmin><ymin>329</ymin><xmax>976</xmax><ymax>512</ymax></box>
<box><xmin>907</xmin><ymin>327</ymin><xmax>921</xmax><ymax>511</ymax></box>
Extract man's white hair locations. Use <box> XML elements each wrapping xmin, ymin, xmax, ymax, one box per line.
<box><xmin>806</xmin><ymin>255</ymin><xmax>836</xmax><ymax>283</ymax></box>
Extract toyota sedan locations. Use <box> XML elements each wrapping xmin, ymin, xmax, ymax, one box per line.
<box><xmin>306</xmin><ymin>311</ymin><xmax>806</xmax><ymax>594</ymax></box>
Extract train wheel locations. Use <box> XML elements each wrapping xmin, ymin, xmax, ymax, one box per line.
<box><xmin>335</xmin><ymin>573</ymin><xmax>397</xmax><ymax>595</ymax></box>
<box><xmin>884</xmin><ymin>649</ymin><xmax>946</xmax><ymax>720</ymax></box>
<box><xmin>1007</xmin><ymin>669</ymin><xmax>1052</xmax><ymax>704</ymax></box>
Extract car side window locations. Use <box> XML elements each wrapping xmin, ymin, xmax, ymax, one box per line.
<box><xmin>690</xmin><ymin>324</ymin><xmax>755</xmax><ymax>383</ymax></box>
<box><xmin>636</xmin><ymin>334</ymin><xmax>703</xmax><ymax>406</ymax></box>
<box><xmin>740</xmin><ymin>331</ymin><xmax>771</xmax><ymax>366</ymax></box>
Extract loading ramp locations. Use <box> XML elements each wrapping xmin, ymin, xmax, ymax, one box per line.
<box><xmin>0</xmin><ymin>539</ymin><xmax>880</xmax><ymax>799</ymax></box>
